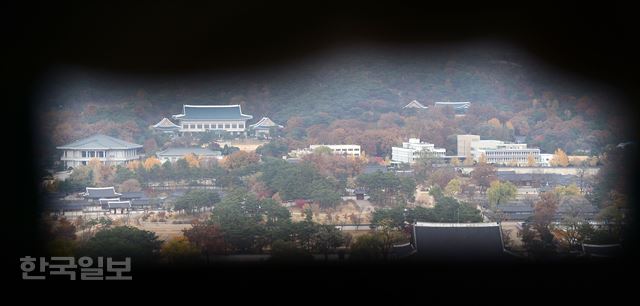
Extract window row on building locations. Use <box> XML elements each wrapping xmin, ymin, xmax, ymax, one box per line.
<box><xmin>182</xmin><ymin>123</ymin><xmax>245</xmax><ymax>130</ymax></box>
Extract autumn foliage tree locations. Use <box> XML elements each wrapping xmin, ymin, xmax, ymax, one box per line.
<box><xmin>183</xmin><ymin>222</ymin><xmax>227</xmax><ymax>262</ymax></box>
<box><xmin>470</xmin><ymin>162</ymin><xmax>497</xmax><ymax>193</ymax></box>
<box><xmin>143</xmin><ymin>156</ymin><xmax>162</xmax><ymax>170</ymax></box>
<box><xmin>160</xmin><ymin>236</ymin><xmax>201</xmax><ymax>264</ymax></box>
<box><xmin>487</xmin><ymin>180</ymin><xmax>517</xmax><ymax>208</ymax></box>
<box><xmin>550</xmin><ymin>148</ymin><xmax>569</xmax><ymax>167</ymax></box>
<box><xmin>184</xmin><ymin>153</ymin><xmax>200</xmax><ymax>168</ymax></box>
<box><xmin>119</xmin><ymin>178</ymin><xmax>141</xmax><ymax>192</ymax></box>
<box><xmin>221</xmin><ymin>151</ymin><xmax>260</xmax><ymax>170</ymax></box>
<box><xmin>522</xmin><ymin>192</ymin><xmax>559</xmax><ymax>258</ymax></box>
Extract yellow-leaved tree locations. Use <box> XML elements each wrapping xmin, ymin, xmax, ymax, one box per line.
<box><xmin>143</xmin><ymin>156</ymin><xmax>162</xmax><ymax>170</ymax></box>
<box><xmin>527</xmin><ymin>153</ymin><xmax>537</xmax><ymax>167</ymax></box>
<box><xmin>550</xmin><ymin>148</ymin><xmax>569</xmax><ymax>167</ymax></box>
<box><xmin>184</xmin><ymin>153</ymin><xmax>200</xmax><ymax>168</ymax></box>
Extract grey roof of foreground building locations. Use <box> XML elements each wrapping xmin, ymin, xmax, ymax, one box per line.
<box><xmin>57</xmin><ymin>134</ymin><xmax>143</xmax><ymax>150</ymax></box>
<box><xmin>413</xmin><ymin>222</ymin><xmax>507</xmax><ymax>260</ymax></box>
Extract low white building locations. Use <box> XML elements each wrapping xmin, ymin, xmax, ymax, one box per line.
<box><xmin>539</xmin><ymin>153</ymin><xmax>554</xmax><ymax>167</ymax></box>
<box><xmin>309</xmin><ymin>145</ymin><xmax>362</xmax><ymax>157</ymax></box>
<box><xmin>57</xmin><ymin>134</ymin><xmax>143</xmax><ymax>169</ymax></box>
<box><xmin>460</xmin><ymin>135</ymin><xmax>541</xmax><ymax>166</ymax></box>
<box><xmin>391</xmin><ymin>138</ymin><xmax>446</xmax><ymax>164</ymax></box>
<box><xmin>290</xmin><ymin>144</ymin><xmax>362</xmax><ymax>158</ymax></box>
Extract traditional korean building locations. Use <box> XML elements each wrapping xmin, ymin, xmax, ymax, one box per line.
<box><xmin>106</xmin><ymin>200</ymin><xmax>131</xmax><ymax>214</ymax></box>
<box><xmin>82</xmin><ymin>187</ymin><xmax>122</xmax><ymax>201</ymax></box>
<box><xmin>57</xmin><ymin>134</ymin><xmax>143</xmax><ymax>168</ymax></box>
<box><xmin>403</xmin><ymin>99</ymin><xmax>428</xmax><ymax>109</ymax></box>
<box><xmin>434</xmin><ymin>101</ymin><xmax>471</xmax><ymax>115</ymax></box>
<box><xmin>172</xmin><ymin>104</ymin><xmax>253</xmax><ymax>136</ymax></box>
<box><xmin>413</xmin><ymin>222</ymin><xmax>508</xmax><ymax>260</ymax></box>
<box><xmin>119</xmin><ymin>191</ymin><xmax>146</xmax><ymax>200</ymax></box>
<box><xmin>47</xmin><ymin>199</ymin><xmax>90</xmax><ymax>216</ymax></box>
<box><xmin>249</xmin><ymin>117</ymin><xmax>283</xmax><ymax>138</ymax></box>
<box><xmin>152</xmin><ymin>117</ymin><xmax>181</xmax><ymax>134</ymax></box>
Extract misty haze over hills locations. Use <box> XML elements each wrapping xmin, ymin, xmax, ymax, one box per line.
<box><xmin>36</xmin><ymin>42</ymin><xmax>632</xmax><ymax>164</ymax></box>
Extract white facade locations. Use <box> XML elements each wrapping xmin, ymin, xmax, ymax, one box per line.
<box><xmin>172</xmin><ymin>105</ymin><xmax>253</xmax><ymax>136</ymax></box>
<box><xmin>290</xmin><ymin>144</ymin><xmax>362</xmax><ymax>158</ymax></box>
<box><xmin>457</xmin><ymin>134</ymin><xmax>481</xmax><ymax>157</ymax></box>
<box><xmin>57</xmin><ymin>134</ymin><xmax>143</xmax><ymax>169</ymax></box>
<box><xmin>309</xmin><ymin>145</ymin><xmax>362</xmax><ymax>157</ymax></box>
<box><xmin>60</xmin><ymin>148</ymin><xmax>142</xmax><ymax>168</ymax></box>
<box><xmin>539</xmin><ymin>153</ymin><xmax>553</xmax><ymax>167</ymax></box>
<box><xmin>391</xmin><ymin>138</ymin><xmax>446</xmax><ymax>164</ymax></box>
<box><xmin>468</xmin><ymin>138</ymin><xmax>541</xmax><ymax>166</ymax></box>
<box><xmin>179</xmin><ymin>120</ymin><xmax>247</xmax><ymax>133</ymax></box>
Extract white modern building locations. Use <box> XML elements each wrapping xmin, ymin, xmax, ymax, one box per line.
<box><xmin>172</xmin><ymin>105</ymin><xmax>253</xmax><ymax>136</ymax></box>
<box><xmin>457</xmin><ymin>134</ymin><xmax>481</xmax><ymax>158</ymax></box>
<box><xmin>391</xmin><ymin>138</ymin><xmax>446</xmax><ymax>164</ymax></box>
<box><xmin>309</xmin><ymin>145</ymin><xmax>362</xmax><ymax>157</ymax></box>
<box><xmin>457</xmin><ymin>135</ymin><xmax>541</xmax><ymax>166</ymax></box>
<box><xmin>290</xmin><ymin>144</ymin><xmax>362</xmax><ymax>158</ymax></box>
<box><xmin>539</xmin><ymin>153</ymin><xmax>553</xmax><ymax>167</ymax></box>
<box><xmin>57</xmin><ymin>134</ymin><xmax>143</xmax><ymax>169</ymax></box>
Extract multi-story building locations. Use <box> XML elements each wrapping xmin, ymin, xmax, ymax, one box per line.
<box><xmin>391</xmin><ymin>138</ymin><xmax>446</xmax><ymax>164</ymax></box>
<box><xmin>57</xmin><ymin>134</ymin><xmax>143</xmax><ymax>169</ymax></box>
<box><xmin>457</xmin><ymin>135</ymin><xmax>541</xmax><ymax>166</ymax></box>
<box><xmin>456</xmin><ymin>134</ymin><xmax>481</xmax><ymax>158</ymax></box>
<box><xmin>476</xmin><ymin>143</ymin><xmax>540</xmax><ymax>166</ymax></box>
<box><xmin>172</xmin><ymin>104</ymin><xmax>253</xmax><ymax>136</ymax></box>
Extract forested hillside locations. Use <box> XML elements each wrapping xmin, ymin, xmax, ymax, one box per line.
<box><xmin>37</xmin><ymin>45</ymin><xmax>632</xmax><ymax>168</ymax></box>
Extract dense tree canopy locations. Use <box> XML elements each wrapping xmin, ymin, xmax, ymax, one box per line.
<box><xmin>78</xmin><ymin>226</ymin><xmax>163</xmax><ymax>263</ymax></box>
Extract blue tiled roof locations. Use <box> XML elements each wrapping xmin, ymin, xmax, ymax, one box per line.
<box><xmin>153</xmin><ymin>118</ymin><xmax>181</xmax><ymax>129</ymax></box>
<box><xmin>173</xmin><ymin>105</ymin><xmax>253</xmax><ymax>120</ymax></box>
<box><xmin>57</xmin><ymin>134</ymin><xmax>142</xmax><ymax>150</ymax></box>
